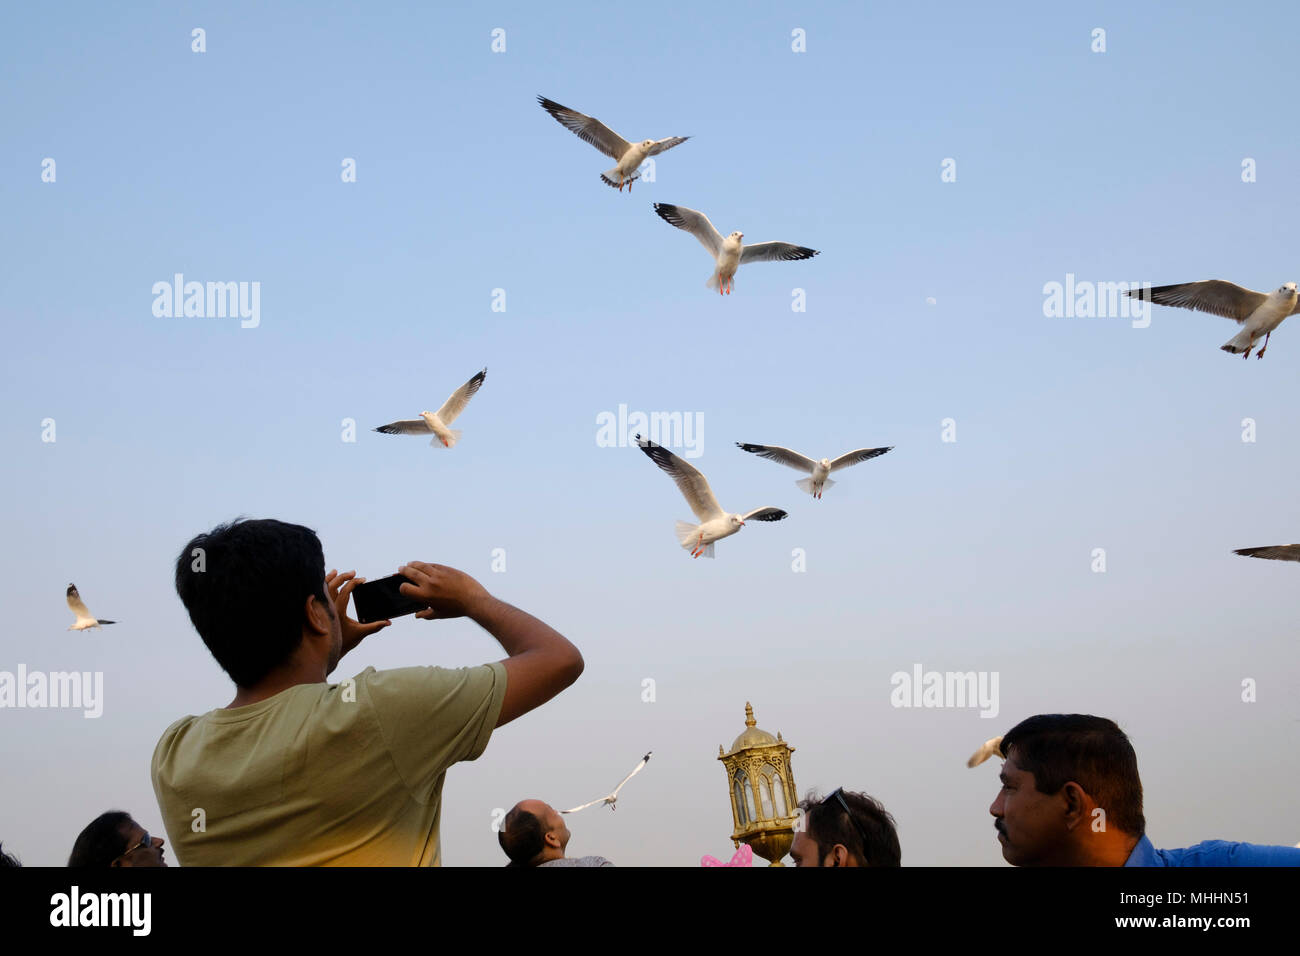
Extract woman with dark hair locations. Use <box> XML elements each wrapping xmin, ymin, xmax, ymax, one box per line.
<box><xmin>68</xmin><ymin>811</ymin><xmax>168</xmax><ymax>867</ymax></box>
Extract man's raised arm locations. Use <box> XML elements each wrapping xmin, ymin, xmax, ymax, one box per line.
<box><xmin>399</xmin><ymin>561</ymin><xmax>583</xmax><ymax>726</ymax></box>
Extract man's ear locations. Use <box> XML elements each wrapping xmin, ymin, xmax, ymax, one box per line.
<box><xmin>305</xmin><ymin>592</ymin><xmax>332</xmax><ymax>636</ymax></box>
<box><xmin>544</xmin><ymin>830</ymin><xmax>562</xmax><ymax>849</ymax></box>
<box><xmin>1061</xmin><ymin>781</ymin><xmax>1091</xmax><ymax>830</ymax></box>
<box><xmin>827</xmin><ymin>844</ymin><xmax>851</xmax><ymax>867</ymax></box>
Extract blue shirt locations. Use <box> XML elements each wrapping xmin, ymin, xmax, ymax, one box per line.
<box><xmin>1124</xmin><ymin>834</ymin><xmax>1300</xmax><ymax>867</ymax></box>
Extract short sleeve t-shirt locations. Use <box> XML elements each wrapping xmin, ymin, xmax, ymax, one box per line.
<box><xmin>151</xmin><ymin>663</ymin><xmax>507</xmax><ymax>866</ymax></box>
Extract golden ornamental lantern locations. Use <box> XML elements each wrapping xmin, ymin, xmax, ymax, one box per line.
<box><xmin>717</xmin><ymin>702</ymin><xmax>798</xmax><ymax>866</ymax></box>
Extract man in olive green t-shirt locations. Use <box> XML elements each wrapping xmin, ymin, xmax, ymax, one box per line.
<box><xmin>151</xmin><ymin>518</ymin><xmax>584</xmax><ymax>866</ymax></box>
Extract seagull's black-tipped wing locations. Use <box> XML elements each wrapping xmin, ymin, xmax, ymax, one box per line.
<box><xmin>829</xmin><ymin>446</ymin><xmax>893</xmax><ymax>473</ymax></box>
<box><xmin>653</xmin><ymin>203</ymin><xmax>724</xmax><ymax>259</ymax></box>
<box><xmin>740</xmin><ymin>242</ymin><xmax>820</xmax><ymax>264</ymax></box>
<box><xmin>374</xmin><ymin>420</ymin><xmax>431</xmax><ymax>435</ymax></box>
<box><xmin>537</xmin><ymin>95</ymin><xmax>630</xmax><ymax>161</ymax></box>
<box><xmin>1125</xmin><ymin>280</ymin><xmax>1266</xmax><ymax>323</ymax></box>
<box><xmin>1234</xmin><ymin>545</ymin><xmax>1300</xmax><ymax>562</ymax></box>
<box><xmin>435</xmin><ymin>367</ymin><xmax>487</xmax><ymax>424</ymax></box>
<box><xmin>635</xmin><ymin>434</ymin><xmax>723</xmax><ymax>522</ymax></box>
<box><xmin>736</xmin><ymin>443</ymin><xmax>816</xmax><ymax>473</ymax></box>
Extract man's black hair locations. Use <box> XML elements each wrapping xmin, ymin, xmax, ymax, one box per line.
<box><xmin>175</xmin><ymin>518</ymin><xmax>329</xmax><ymax>688</ymax></box>
<box><xmin>0</xmin><ymin>842</ymin><xmax>20</xmax><ymax>867</ymax></box>
<box><xmin>498</xmin><ymin>807</ymin><xmax>546</xmax><ymax>867</ymax></box>
<box><xmin>67</xmin><ymin>811</ymin><xmax>132</xmax><ymax>867</ymax></box>
<box><xmin>799</xmin><ymin>790</ymin><xmax>901</xmax><ymax>866</ymax></box>
<box><xmin>1000</xmin><ymin>713</ymin><xmax>1145</xmax><ymax>836</ymax></box>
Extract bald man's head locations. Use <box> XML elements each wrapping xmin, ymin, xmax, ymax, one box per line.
<box><xmin>498</xmin><ymin>799</ymin><xmax>570</xmax><ymax>866</ymax></box>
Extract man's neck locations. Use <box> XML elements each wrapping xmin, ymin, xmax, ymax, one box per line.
<box><xmin>227</xmin><ymin>656</ymin><xmax>327</xmax><ymax>709</ymax></box>
<box><xmin>1068</xmin><ymin>830</ymin><xmax>1141</xmax><ymax>867</ymax></box>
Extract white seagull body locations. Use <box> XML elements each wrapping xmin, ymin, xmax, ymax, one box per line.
<box><xmin>374</xmin><ymin>368</ymin><xmax>486</xmax><ymax>448</ymax></box>
<box><xmin>1127</xmin><ymin>280</ymin><xmax>1299</xmax><ymax>359</ymax></box>
<box><xmin>635</xmin><ymin>435</ymin><xmax>787</xmax><ymax>558</ymax></box>
<box><xmin>1234</xmin><ymin>544</ymin><xmax>1300</xmax><ymax>563</ymax></box>
<box><xmin>652</xmin><ymin>203</ymin><xmax>819</xmax><ymax>295</ymax></box>
<box><xmin>966</xmin><ymin>736</ymin><xmax>1004</xmax><ymax>768</ymax></box>
<box><xmin>561</xmin><ymin>752</ymin><xmax>653</xmax><ymax>813</ymax></box>
<box><xmin>66</xmin><ymin>584</ymin><xmax>115</xmax><ymax>631</ymax></box>
<box><xmin>736</xmin><ymin>443</ymin><xmax>893</xmax><ymax>499</ymax></box>
<box><xmin>537</xmin><ymin>96</ymin><xmax>688</xmax><ymax>191</ymax></box>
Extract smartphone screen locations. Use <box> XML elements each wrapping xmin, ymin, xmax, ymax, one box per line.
<box><xmin>351</xmin><ymin>574</ymin><xmax>428</xmax><ymax>623</ymax></box>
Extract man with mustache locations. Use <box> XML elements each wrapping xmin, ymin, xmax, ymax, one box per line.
<box><xmin>989</xmin><ymin>714</ymin><xmax>1300</xmax><ymax>866</ymax></box>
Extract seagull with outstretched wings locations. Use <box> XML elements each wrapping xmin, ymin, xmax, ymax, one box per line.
<box><xmin>538</xmin><ymin>96</ymin><xmax>688</xmax><ymax>192</ymax></box>
<box><xmin>374</xmin><ymin>368</ymin><xmax>486</xmax><ymax>449</ymax></box>
<box><xmin>636</xmin><ymin>435</ymin><xmax>787</xmax><ymax>558</ymax></box>
<box><xmin>562</xmin><ymin>752</ymin><xmax>653</xmax><ymax>813</ymax></box>
<box><xmin>1126</xmin><ymin>280</ymin><xmax>1299</xmax><ymax>359</ymax></box>
<box><xmin>652</xmin><ymin>203</ymin><xmax>818</xmax><ymax>295</ymax></box>
<box><xmin>66</xmin><ymin>584</ymin><xmax>115</xmax><ymax>631</ymax></box>
<box><xmin>736</xmin><ymin>443</ymin><xmax>893</xmax><ymax>499</ymax></box>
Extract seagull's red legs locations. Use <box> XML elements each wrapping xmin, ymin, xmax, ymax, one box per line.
<box><xmin>1257</xmin><ymin>332</ymin><xmax>1271</xmax><ymax>359</ymax></box>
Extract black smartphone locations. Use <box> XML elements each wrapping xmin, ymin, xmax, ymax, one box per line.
<box><xmin>351</xmin><ymin>574</ymin><xmax>428</xmax><ymax>623</ymax></box>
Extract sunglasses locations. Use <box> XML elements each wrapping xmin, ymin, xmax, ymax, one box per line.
<box><xmin>820</xmin><ymin>787</ymin><xmax>873</xmax><ymax>856</ymax></box>
<box><xmin>120</xmin><ymin>831</ymin><xmax>153</xmax><ymax>857</ymax></box>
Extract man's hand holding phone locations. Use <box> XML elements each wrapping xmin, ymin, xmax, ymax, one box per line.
<box><xmin>397</xmin><ymin>561</ymin><xmax>492</xmax><ymax>621</ymax></box>
<box><xmin>326</xmin><ymin>569</ymin><xmax>391</xmax><ymax>658</ymax></box>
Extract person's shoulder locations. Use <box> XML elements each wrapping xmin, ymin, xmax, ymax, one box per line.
<box><xmin>1159</xmin><ymin>839</ymin><xmax>1300</xmax><ymax>867</ymax></box>
<box><xmin>152</xmin><ymin>711</ymin><xmax>206</xmax><ymax>755</ymax></box>
<box><xmin>356</xmin><ymin>662</ymin><xmax>507</xmax><ymax>753</ymax></box>
<box><xmin>150</xmin><ymin>711</ymin><xmax>211</xmax><ymax>783</ymax></box>
<box><xmin>366</xmin><ymin>662</ymin><xmax>505</xmax><ymax>680</ymax></box>
<box><xmin>356</xmin><ymin>662</ymin><xmax>506</xmax><ymax>697</ymax></box>
<box><xmin>156</xmin><ymin>712</ymin><xmax>201</xmax><ymax>739</ymax></box>
<box><xmin>539</xmin><ymin>855</ymin><xmax>616</xmax><ymax>867</ymax></box>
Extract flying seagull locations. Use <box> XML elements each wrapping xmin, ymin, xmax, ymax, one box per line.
<box><xmin>635</xmin><ymin>435</ymin><xmax>787</xmax><ymax>558</ymax></box>
<box><xmin>537</xmin><ymin>96</ymin><xmax>688</xmax><ymax>192</ymax></box>
<box><xmin>374</xmin><ymin>368</ymin><xmax>486</xmax><ymax>449</ymax></box>
<box><xmin>1234</xmin><ymin>544</ymin><xmax>1300</xmax><ymax>563</ymax></box>
<box><xmin>736</xmin><ymin>443</ymin><xmax>893</xmax><ymax>499</ymax></box>
<box><xmin>561</xmin><ymin>752</ymin><xmax>653</xmax><ymax>813</ymax></box>
<box><xmin>652</xmin><ymin>203</ymin><xmax>819</xmax><ymax>295</ymax></box>
<box><xmin>66</xmin><ymin>584</ymin><xmax>115</xmax><ymax>631</ymax></box>
<box><xmin>966</xmin><ymin>736</ymin><xmax>1004</xmax><ymax>768</ymax></box>
<box><xmin>1126</xmin><ymin>280</ymin><xmax>1299</xmax><ymax>359</ymax></box>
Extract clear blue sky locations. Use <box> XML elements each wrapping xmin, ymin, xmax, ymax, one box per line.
<box><xmin>2</xmin><ymin>0</ymin><xmax>1298</xmax><ymax>866</ymax></box>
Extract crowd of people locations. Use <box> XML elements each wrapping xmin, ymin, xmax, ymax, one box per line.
<box><xmin>9</xmin><ymin>518</ymin><xmax>1298</xmax><ymax>868</ymax></box>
